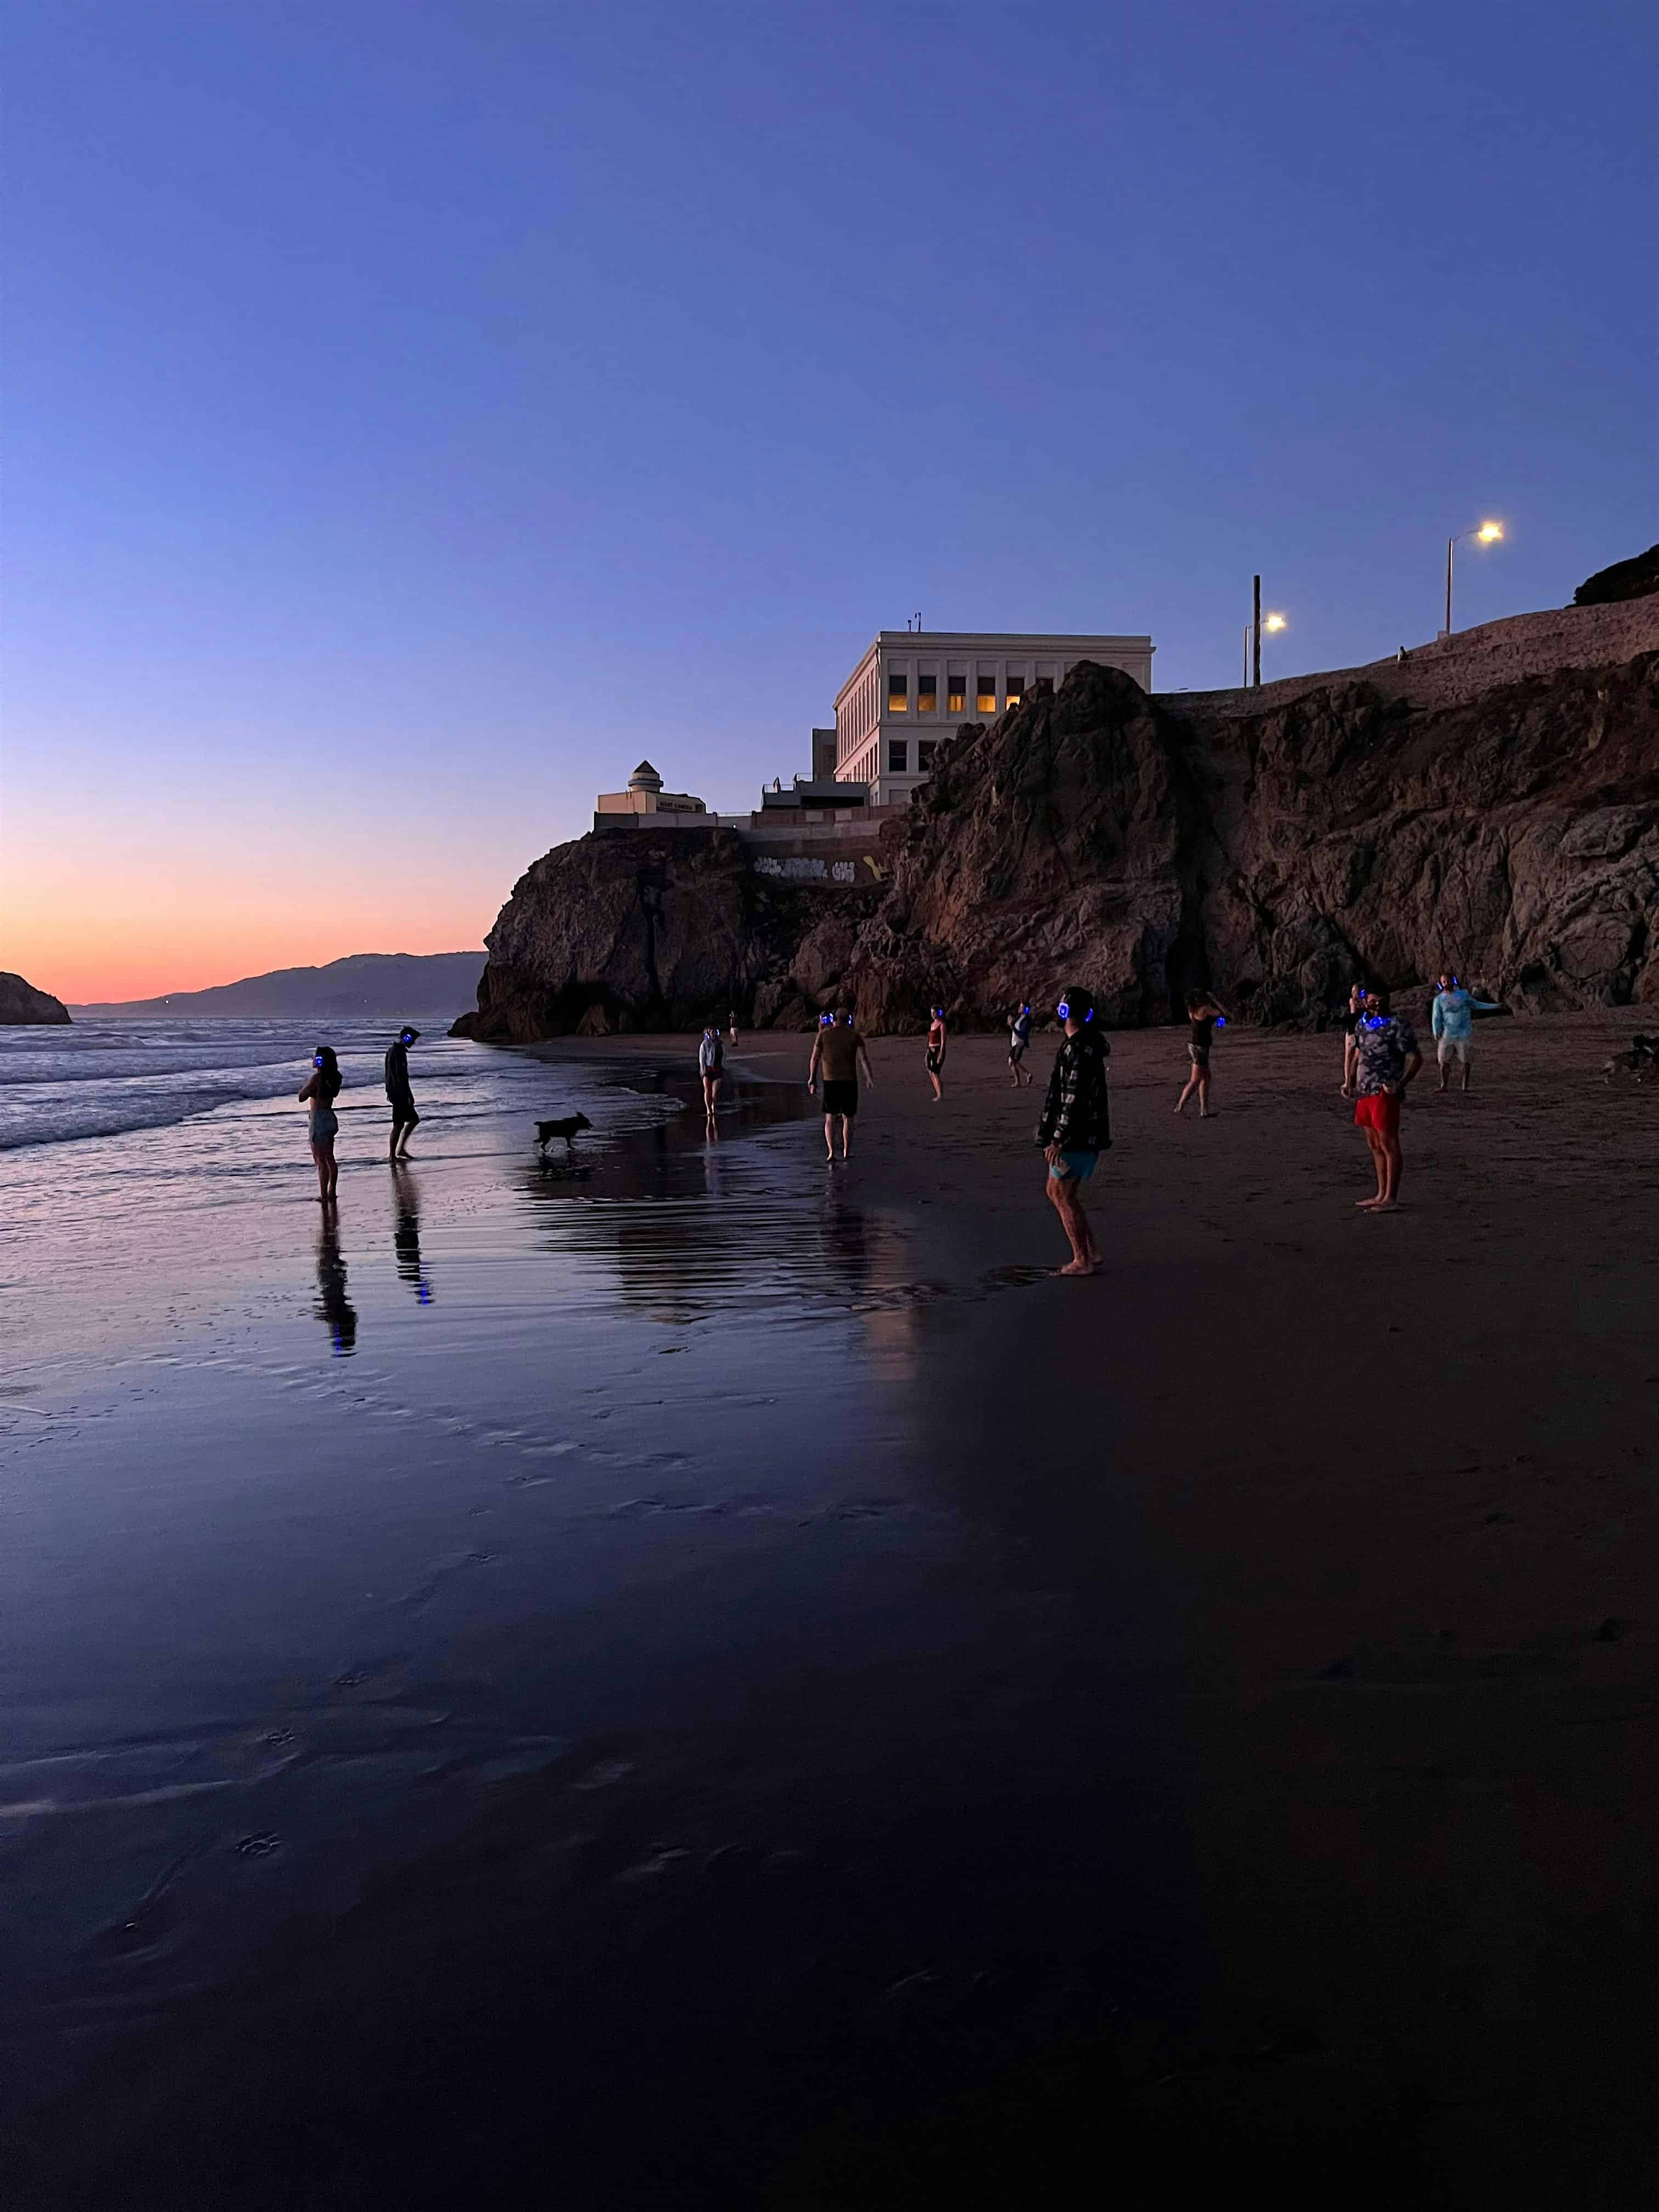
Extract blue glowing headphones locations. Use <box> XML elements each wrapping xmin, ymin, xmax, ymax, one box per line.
<box><xmin>932</xmin><ymin>1006</ymin><xmax>945</xmax><ymax>1018</ymax></box>
<box><xmin>1364</xmin><ymin>1013</ymin><xmax>1387</xmax><ymax>1029</ymax></box>
<box><xmin>313</xmin><ymin>1051</ymin><xmax>325</xmax><ymax>1069</ymax></box>
<box><xmin>1215</xmin><ymin>1016</ymin><xmax>1226</xmax><ymax>1027</ymax></box>
<box><xmin>1056</xmin><ymin>1000</ymin><xmax>1094</xmax><ymax>1023</ymax></box>
<box><xmin>819</xmin><ymin>1012</ymin><xmax>834</xmax><ymax>1028</ymax></box>
<box><xmin>839</xmin><ymin>1010</ymin><xmax>853</xmax><ymax>1023</ymax></box>
<box><xmin>399</xmin><ymin>1028</ymin><xmax>417</xmax><ymax>1046</ymax></box>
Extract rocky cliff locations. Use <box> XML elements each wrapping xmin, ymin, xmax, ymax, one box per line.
<box><xmin>454</xmin><ymin>828</ymin><xmax>880</xmax><ymax>1041</ymax></box>
<box><xmin>0</xmin><ymin>972</ymin><xmax>71</xmax><ymax>1025</ymax></box>
<box><xmin>457</xmin><ymin>599</ymin><xmax>1659</xmax><ymax>1039</ymax></box>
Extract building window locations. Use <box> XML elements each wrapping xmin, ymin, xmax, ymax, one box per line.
<box><xmin>888</xmin><ymin>739</ymin><xmax>907</xmax><ymax>774</ymax></box>
<box><xmin>917</xmin><ymin>672</ymin><xmax>937</xmax><ymax>714</ymax></box>
<box><xmin>947</xmin><ymin>673</ymin><xmax>966</xmax><ymax>714</ymax></box>
<box><xmin>977</xmin><ymin>674</ymin><xmax>997</xmax><ymax>714</ymax></box>
<box><xmin>917</xmin><ymin>740</ymin><xmax>936</xmax><ymax>771</ymax></box>
<box><xmin>887</xmin><ymin>672</ymin><xmax>908</xmax><ymax>713</ymax></box>
<box><xmin>1005</xmin><ymin>673</ymin><xmax>1025</xmax><ymax>707</ymax></box>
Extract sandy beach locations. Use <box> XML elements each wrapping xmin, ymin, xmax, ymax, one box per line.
<box><xmin>3</xmin><ymin>1010</ymin><xmax>1656</xmax><ymax>2205</ymax></box>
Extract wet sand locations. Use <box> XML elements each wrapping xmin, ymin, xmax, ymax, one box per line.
<box><xmin>5</xmin><ymin>1013</ymin><xmax>1657</xmax><ymax>2205</ymax></box>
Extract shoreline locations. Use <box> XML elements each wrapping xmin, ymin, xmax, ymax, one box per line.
<box><xmin>5</xmin><ymin>1013</ymin><xmax>1657</xmax><ymax>2202</ymax></box>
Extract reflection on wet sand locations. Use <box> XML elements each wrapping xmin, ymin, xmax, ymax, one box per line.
<box><xmin>391</xmin><ymin>1166</ymin><xmax>433</xmax><ymax>1305</ymax></box>
<box><xmin>314</xmin><ymin>1218</ymin><xmax>358</xmax><ymax>1355</ymax></box>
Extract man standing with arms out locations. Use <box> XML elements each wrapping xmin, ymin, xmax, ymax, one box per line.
<box><xmin>808</xmin><ymin>1007</ymin><xmax>874</xmax><ymax>1164</ymax></box>
<box><xmin>385</xmin><ymin>1025</ymin><xmax>420</xmax><ymax>1162</ymax></box>
<box><xmin>698</xmin><ymin>1025</ymin><xmax>725</xmax><ymax>1129</ymax></box>
<box><xmin>1037</xmin><ymin>987</ymin><xmax>1111</xmax><ymax>1276</ymax></box>
<box><xmin>1342</xmin><ymin>990</ymin><xmax>1421</xmax><ymax>1211</ymax></box>
<box><xmin>1007</xmin><ymin>1002</ymin><xmax>1034</xmax><ymax>1087</ymax></box>
<box><xmin>1430</xmin><ymin>970</ymin><xmax>1499</xmax><ymax>1093</ymax></box>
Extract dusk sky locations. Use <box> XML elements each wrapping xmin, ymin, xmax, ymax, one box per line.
<box><xmin>5</xmin><ymin>1</ymin><xmax>1654</xmax><ymax>1002</ymax></box>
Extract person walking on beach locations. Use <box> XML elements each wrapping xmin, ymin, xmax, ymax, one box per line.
<box><xmin>699</xmin><ymin>1024</ymin><xmax>725</xmax><ymax>1128</ymax></box>
<box><xmin>1007</xmin><ymin>1003</ymin><xmax>1034</xmax><ymax>1087</ymax></box>
<box><xmin>727</xmin><ymin>1007</ymin><xmax>738</xmax><ymax>1044</ymax></box>
<box><xmin>1036</xmin><ymin>987</ymin><xmax>1111</xmax><ymax>1277</ymax></box>
<box><xmin>808</xmin><ymin>1007</ymin><xmax>874</xmax><ymax>1164</ymax></box>
<box><xmin>1430</xmin><ymin>970</ymin><xmax>1499</xmax><ymax>1093</ymax></box>
<box><xmin>1342</xmin><ymin>989</ymin><xmax>1421</xmax><ymax>1211</ymax></box>
<box><xmin>1173</xmin><ymin>989</ymin><xmax>1230</xmax><ymax>1118</ymax></box>
<box><xmin>385</xmin><ymin>1026</ymin><xmax>420</xmax><ymax>1160</ymax></box>
<box><xmin>925</xmin><ymin>1006</ymin><xmax>948</xmax><ymax>1102</ymax></box>
<box><xmin>298</xmin><ymin>1045</ymin><xmax>343</xmax><ymax>1205</ymax></box>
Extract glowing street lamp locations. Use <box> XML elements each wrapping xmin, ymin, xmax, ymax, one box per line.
<box><xmin>1244</xmin><ymin>577</ymin><xmax>1288</xmax><ymax>685</ymax></box>
<box><xmin>1444</xmin><ymin>520</ymin><xmax>1504</xmax><ymax>636</ymax></box>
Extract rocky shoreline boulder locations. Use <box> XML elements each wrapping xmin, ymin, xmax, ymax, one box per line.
<box><xmin>0</xmin><ymin>972</ymin><xmax>71</xmax><ymax>1025</ymax></box>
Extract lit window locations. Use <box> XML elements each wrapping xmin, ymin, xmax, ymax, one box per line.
<box><xmin>977</xmin><ymin>674</ymin><xmax>997</xmax><ymax>714</ymax></box>
<box><xmin>917</xmin><ymin>740</ymin><xmax>937</xmax><ymax>771</ymax></box>
<box><xmin>947</xmin><ymin>673</ymin><xmax>966</xmax><ymax>714</ymax></box>
<box><xmin>1005</xmin><ymin>673</ymin><xmax>1025</xmax><ymax>707</ymax></box>
<box><xmin>917</xmin><ymin>673</ymin><xmax>937</xmax><ymax>715</ymax></box>
<box><xmin>887</xmin><ymin>673</ymin><xmax>908</xmax><ymax>713</ymax></box>
<box><xmin>888</xmin><ymin>740</ymin><xmax>907</xmax><ymax>773</ymax></box>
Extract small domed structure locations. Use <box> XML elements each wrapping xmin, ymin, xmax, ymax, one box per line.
<box><xmin>628</xmin><ymin>761</ymin><xmax>664</xmax><ymax>794</ymax></box>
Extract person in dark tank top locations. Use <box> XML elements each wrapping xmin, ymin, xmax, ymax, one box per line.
<box><xmin>1174</xmin><ymin>990</ymin><xmax>1229</xmax><ymax>1119</ymax></box>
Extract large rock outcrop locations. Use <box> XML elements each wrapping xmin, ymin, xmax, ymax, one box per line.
<box><xmin>457</xmin><ymin>600</ymin><xmax>1659</xmax><ymax>1039</ymax></box>
<box><xmin>454</xmin><ymin>828</ymin><xmax>879</xmax><ymax>1042</ymax></box>
<box><xmin>0</xmin><ymin>972</ymin><xmax>71</xmax><ymax>1025</ymax></box>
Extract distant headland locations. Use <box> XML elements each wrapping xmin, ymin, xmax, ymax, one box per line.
<box><xmin>0</xmin><ymin>972</ymin><xmax>72</xmax><ymax>1025</ymax></box>
<box><xmin>72</xmin><ymin>950</ymin><xmax>486</xmax><ymax>1022</ymax></box>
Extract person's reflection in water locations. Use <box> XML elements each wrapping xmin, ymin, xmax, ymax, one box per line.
<box><xmin>315</xmin><ymin>1217</ymin><xmax>358</xmax><ymax>1355</ymax></box>
<box><xmin>391</xmin><ymin>1164</ymin><xmax>433</xmax><ymax>1305</ymax></box>
<box><xmin>820</xmin><ymin>1186</ymin><xmax>871</xmax><ymax>1292</ymax></box>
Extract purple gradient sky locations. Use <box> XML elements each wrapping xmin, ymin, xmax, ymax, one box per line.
<box><xmin>5</xmin><ymin>1</ymin><xmax>1655</xmax><ymax>998</ymax></box>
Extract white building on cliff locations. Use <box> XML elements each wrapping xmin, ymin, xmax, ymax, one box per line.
<box><xmin>833</xmin><ymin>629</ymin><xmax>1154</xmax><ymax>806</ymax></box>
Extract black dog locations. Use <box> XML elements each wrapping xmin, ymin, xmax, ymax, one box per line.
<box><xmin>535</xmin><ymin>1112</ymin><xmax>593</xmax><ymax>1152</ymax></box>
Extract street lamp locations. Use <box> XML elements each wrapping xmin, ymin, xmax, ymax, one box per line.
<box><xmin>1243</xmin><ymin>583</ymin><xmax>1288</xmax><ymax>685</ymax></box>
<box><xmin>1444</xmin><ymin>520</ymin><xmax>1504</xmax><ymax>636</ymax></box>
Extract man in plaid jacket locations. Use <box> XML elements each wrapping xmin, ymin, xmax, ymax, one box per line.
<box><xmin>1036</xmin><ymin>986</ymin><xmax>1111</xmax><ymax>1276</ymax></box>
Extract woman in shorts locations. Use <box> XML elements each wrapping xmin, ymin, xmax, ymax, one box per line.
<box><xmin>1174</xmin><ymin>990</ymin><xmax>1229</xmax><ymax>1118</ymax></box>
<box><xmin>298</xmin><ymin>1045</ymin><xmax>344</xmax><ymax>1205</ymax></box>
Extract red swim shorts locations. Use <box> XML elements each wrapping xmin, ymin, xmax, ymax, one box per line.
<box><xmin>1353</xmin><ymin>1091</ymin><xmax>1400</xmax><ymax>1135</ymax></box>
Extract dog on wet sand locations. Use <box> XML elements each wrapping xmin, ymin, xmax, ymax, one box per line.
<box><xmin>535</xmin><ymin>1112</ymin><xmax>593</xmax><ymax>1152</ymax></box>
<box><xmin>1602</xmin><ymin>1036</ymin><xmax>1658</xmax><ymax>1085</ymax></box>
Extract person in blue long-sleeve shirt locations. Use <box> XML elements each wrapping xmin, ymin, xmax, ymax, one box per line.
<box><xmin>1430</xmin><ymin>972</ymin><xmax>1500</xmax><ymax>1093</ymax></box>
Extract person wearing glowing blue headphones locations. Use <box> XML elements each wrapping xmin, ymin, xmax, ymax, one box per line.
<box><xmin>1341</xmin><ymin>988</ymin><xmax>1421</xmax><ymax>1211</ymax></box>
<box><xmin>806</xmin><ymin>1007</ymin><xmax>873</xmax><ymax>1163</ymax></box>
<box><xmin>297</xmin><ymin>1045</ymin><xmax>343</xmax><ymax>1206</ymax></box>
<box><xmin>1036</xmin><ymin>987</ymin><xmax>1111</xmax><ymax>1275</ymax></box>
<box><xmin>385</xmin><ymin>1026</ymin><xmax>421</xmax><ymax>1161</ymax></box>
<box><xmin>1173</xmin><ymin>988</ymin><xmax>1231</xmax><ymax>1119</ymax></box>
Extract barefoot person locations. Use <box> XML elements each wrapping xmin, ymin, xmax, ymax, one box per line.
<box><xmin>298</xmin><ymin>1045</ymin><xmax>343</xmax><ymax>1206</ymax></box>
<box><xmin>1342</xmin><ymin>990</ymin><xmax>1421</xmax><ymax>1211</ymax></box>
<box><xmin>1036</xmin><ymin>987</ymin><xmax>1111</xmax><ymax>1276</ymax></box>
<box><xmin>698</xmin><ymin>1024</ymin><xmax>725</xmax><ymax>1127</ymax></box>
<box><xmin>1173</xmin><ymin>989</ymin><xmax>1229</xmax><ymax>1117</ymax></box>
<box><xmin>1430</xmin><ymin>970</ymin><xmax>1499</xmax><ymax>1093</ymax></box>
<box><xmin>808</xmin><ymin>1007</ymin><xmax>874</xmax><ymax>1163</ymax></box>
<box><xmin>385</xmin><ymin>1026</ymin><xmax>421</xmax><ymax>1160</ymax></box>
<box><xmin>1007</xmin><ymin>1002</ymin><xmax>1034</xmax><ymax>1087</ymax></box>
<box><xmin>925</xmin><ymin>1006</ymin><xmax>948</xmax><ymax>1102</ymax></box>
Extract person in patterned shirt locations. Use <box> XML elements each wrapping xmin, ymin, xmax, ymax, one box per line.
<box><xmin>1341</xmin><ymin>989</ymin><xmax>1422</xmax><ymax>1210</ymax></box>
<box><xmin>1036</xmin><ymin>985</ymin><xmax>1111</xmax><ymax>1274</ymax></box>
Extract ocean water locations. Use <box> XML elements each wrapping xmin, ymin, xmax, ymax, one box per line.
<box><xmin>0</xmin><ymin>1018</ymin><xmax>952</xmax><ymax>2117</ymax></box>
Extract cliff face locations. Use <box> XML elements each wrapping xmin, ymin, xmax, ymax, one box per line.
<box><xmin>457</xmin><ymin>610</ymin><xmax>1659</xmax><ymax>1040</ymax></box>
<box><xmin>454</xmin><ymin>828</ymin><xmax>879</xmax><ymax>1042</ymax></box>
<box><xmin>0</xmin><ymin>972</ymin><xmax>71</xmax><ymax>1025</ymax></box>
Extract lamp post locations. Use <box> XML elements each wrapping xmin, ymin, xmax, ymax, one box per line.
<box><xmin>1444</xmin><ymin>520</ymin><xmax>1504</xmax><ymax>636</ymax></box>
<box><xmin>1243</xmin><ymin>596</ymin><xmax>1288</xmax><ymax>686</ymax></box>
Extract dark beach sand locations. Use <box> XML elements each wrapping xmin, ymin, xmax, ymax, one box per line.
<box><xmin>5</xmin><ymin>1013</ymin><xmax>1656</xmax><ymax>2206</ymax></box>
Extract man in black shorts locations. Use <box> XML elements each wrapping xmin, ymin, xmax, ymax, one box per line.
<box><xmin>808</xmin><ymin>1008</ymin><xmax>874</xmax><ymax>1163</ymax></box>
<box><xmin>385</xmin><ymin>1026</ymin><xmax>421</xmax><ymax>1160</ymax></box>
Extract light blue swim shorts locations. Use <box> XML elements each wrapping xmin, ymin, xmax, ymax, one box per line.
<box><xmin>1048</xmin><ymin>1148</ymin><xmax>1098</xmax><ymax>1182</ymax></box>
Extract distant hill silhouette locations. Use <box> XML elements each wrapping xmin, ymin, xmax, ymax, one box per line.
<box><xmin>74</xmin><ymin>951</ymin><xmax>486</xmax><ymax>1020</ymax></box>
